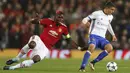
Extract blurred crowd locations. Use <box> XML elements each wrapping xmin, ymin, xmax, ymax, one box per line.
<box><xmin>0</xmin><ymin>0</ymin><xmax>130</xmax><ymax>50</ymax></box>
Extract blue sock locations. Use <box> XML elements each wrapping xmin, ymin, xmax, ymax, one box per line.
<box><xmin>91</xmin><ymin>50</ymin><xmax>108</xmax><ymax>64</ymax></box>
<box><xmin>80</xmin><ymin>51</ymin><xmax>91</xmax><ymax>69</ymax></box>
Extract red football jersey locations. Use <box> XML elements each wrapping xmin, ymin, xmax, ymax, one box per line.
<box><xmin>39</xmin><ymin>18</ymin><xmax>69</xmax><ymax>50</ymax></box>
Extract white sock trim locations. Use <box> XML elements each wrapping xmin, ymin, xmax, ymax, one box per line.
<box><xmin>12</xmin><ymin>57</ymin><xmax>20</xmax><ymax>61</ymax></box>
<box><xmin>87</xmin><ymin>50</ymin><xmax>91</xmax><ymax>55</ymax></box>
<box><xmin>104</xmin><ymin>50</ymin><xmax>108</xmax><ymax>54</ymax></box>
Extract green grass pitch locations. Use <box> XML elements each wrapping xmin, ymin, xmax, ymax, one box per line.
<box><xmin>0</xmin><ymin>58</ymin><xmax>129</xmax><ymax>73</ymax></box>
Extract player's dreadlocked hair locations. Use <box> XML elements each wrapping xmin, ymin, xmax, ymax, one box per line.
<box><xmin>103</xmin><ymin>2</ymin><xmax>115</xmax><ymax>9</ymax></box>
<box><xmin>56</xmin><ymin>10</ymin><xmax>64</xmax><ymax>15</ymax></box>
<box><xmin>55</xmin><ymin>10</ymin><xmax>64</xmax><ymax>23</ymax></box>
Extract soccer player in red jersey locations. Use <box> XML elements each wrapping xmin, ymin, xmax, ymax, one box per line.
<box><xmin>3</xmin><ymin>11</ymin><xmax>81</xmax><ymax>70</ymax></box>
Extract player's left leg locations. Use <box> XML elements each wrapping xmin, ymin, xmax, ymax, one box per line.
<box><xmin>89</xmin><ymin>37</ymin><xmax>113</xmax><ymax>71</ymax></box>
<box><xmin>6</xmin><ymin>35</ymin><xmax>37</xmax><ymax>65</ymax></box>
<box><xmin>90</xmin><ymin>44</ymin><xmax>113</xmax><ymax>70</ymax></box>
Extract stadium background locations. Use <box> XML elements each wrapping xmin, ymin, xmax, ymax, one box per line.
<box><xmin>0</xmin><ymin>0</ymin><xmax>130</xmax><ymax>60</ymax></box>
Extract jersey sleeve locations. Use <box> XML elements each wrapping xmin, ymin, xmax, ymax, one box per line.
<box><xmin>109</xmin><ymin>15</ymin><xmax>113</xmax><ymax>23</ymax></box>
<box><xmin>108</xmin><ymin>15</ymin><xmax>115</xmax><ymax>36</ymax></box>
<box><xmin>39</xmin><ymin>19</ymin><xmax>48</xmax><ymax>26</ymax></box>
<box><xmin>88</xmin><ymin>11</ymin><xmax>98</xmax><ymax>20</ymax></box>
<box><xmin>63</xmin><ymin>27</ymin><xmax>69</xmax><ymax>36</ymax></box>
<box><xmin>82</xmin><ymin>11</ymin><xmax>98</xmax><ymax>24</ymax></box>
<box><xmin>108</xmin><ymin>23</ymin><xmax>115</xmax><ymax>36</ymax></box>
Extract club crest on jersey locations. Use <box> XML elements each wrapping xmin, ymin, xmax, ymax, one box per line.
<box><xmin>92</xmin><ymin>38</ymin><xmax>95</xmax><ymax>41</ymax></box>
<box><xmin>50</xmin><ymin>25</ymin><xmax>52</xmax><ymax>27</ymax></box>
<box><xmin>58</xmin><ymin>28</ymin><xmax>62</xmax><ymax>32</ymax></box>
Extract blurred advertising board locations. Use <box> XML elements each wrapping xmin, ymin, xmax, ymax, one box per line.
<box><xmin>46</xmin><ymin>49</ymin><xmax>71</xmax><ymax>59</ymax></box>
<box><xmin>0</xmin><ymin>49</ymin><xmax>71</xmax><ymax>59</ymax></box>
<box><xmin>0</xmin><ymin>49</ymin><xmax>130</xmax><ymax>60</ymax></box>
<box><xmin>114</xmin><ymin>50</ymin><xmax>130</xmax><ymax>60</ymax></box>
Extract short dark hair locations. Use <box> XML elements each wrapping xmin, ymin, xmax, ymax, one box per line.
<box><xmin>104</xmin><ymin>2</ymin><xmax>115</xmax><ymax>8</ymax></box>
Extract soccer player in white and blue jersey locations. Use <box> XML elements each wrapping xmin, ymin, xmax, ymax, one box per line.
<box><xmin>79</xmin><ymin>2</ymin><xmax>117</xmax><ymax>72</ymax></box>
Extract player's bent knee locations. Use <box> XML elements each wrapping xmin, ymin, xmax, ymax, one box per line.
<box><xmin>32</xmin><ymin>55</ymin><xmax>41</xmax><ymax>63</ymax></box>
<box><xmin>106</xmin><ymin>49</ymin><xmax>113</xmax><ymax>53</ymax></box>
<box><xmin>88</xmin><ymin>44</ymin><xmax>95</xmax><ymax>53</ymax></box>
<box><xmin>105</xmin><ymin>44</ymin><xmax>113</xmax><ymax>53</ymax></box>
<box><xmin>28</xmin><ymin>41</ymin><xmax>36</xmax><ymax>49</ymax></box>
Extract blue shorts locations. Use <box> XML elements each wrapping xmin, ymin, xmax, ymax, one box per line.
<box><xmin>88</xmin><ymin>34</ymin><xmax>110</xmax><ymax>50</ymax></box>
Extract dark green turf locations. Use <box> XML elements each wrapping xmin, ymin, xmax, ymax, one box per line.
<box><xmin>0</xmin><ymin>58</ymin><xmax>129</xmax><ymax>73</ymax></box>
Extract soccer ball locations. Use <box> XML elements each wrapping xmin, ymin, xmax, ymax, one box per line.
<box><xmin>106</xmin><ymin>62</ymin><xmax>118</xmax><ymax>72</ymax></box>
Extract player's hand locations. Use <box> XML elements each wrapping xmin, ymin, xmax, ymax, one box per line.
<box><xmin>77</xmin><ymin>46</ymin><xmax>88</xmax><ymax>51</ymax></box>
<box><xmin>35</xmin><ymin>13</ymin><xmax>39</xmax><ymax>17</ymax></box>
<box><xmin>30</xmin><ymin>13</ymin><xmax>40</xmax><ymax>24</ymax></box>
<box><xmin>33</xmin><ymin>13</ymin><xmax>40</xmax><ymax>20</ymax></box>
<box><xmin>112</xmin><ymin>35</ymin><xmax>117</xmax><ymax>42</ymax></box>
<box><xmin>77</xmin><ymin>46</ymin><xmax>82</xmax><ymax>50</ymax></box>
<box><xmin>35</xmin><ymin>13</ymin><xmax>40</xmax><ymax>19</ymax></box>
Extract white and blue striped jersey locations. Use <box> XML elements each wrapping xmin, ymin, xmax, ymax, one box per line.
<box><xmin>82</xmin><ymin>10</ymin><xmax>115</xmax><ymax>38</ymax></box>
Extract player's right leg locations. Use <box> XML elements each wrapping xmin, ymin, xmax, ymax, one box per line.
<box><xmin>3</xmin><ymin>35</ymin><xmax>49</xmax><ymax>70</ymax></box>
<box><xmin>6</xmin><ymin>36</ymin><xmax>36</xmax><ymax>65</ymax></box>
<box><xmin>6</xmin><ymin>44</ymin><xmax>30</xmax><ymax>65</ymax></box>
<box><xmin>79</xmin><ymin>44</ymin><xmax>95</xmax><ymax>72</ymax></box>
<box><xmin>3</xmin><ymin>55</ymin><xmax>41</xmax><ymax>70</ymax></box>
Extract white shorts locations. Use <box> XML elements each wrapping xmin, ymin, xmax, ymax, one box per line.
<box><xmin>27</xmin><ymin>35</ymin><xmax>49</xmax><ymax>60</ymax></box>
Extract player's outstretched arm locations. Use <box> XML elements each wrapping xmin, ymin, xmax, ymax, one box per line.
<box><xmin>64</xmin><ymin>34</ymin><xmax>79</xmax><ymax>49</ymax></box>
<box><xmin>64</xmin><ymin>34</ymin><xmax>88</xmax><ymax>51</ymax></box>
<box><xmin>108</xmin><ymin>23</ymin><xmax>117</xmax><ymax>41</ymax></box>
<box><xmin>70</xmin><ymin>39</ymin><xmax>88</xmax><ymax>51</ymax></box>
